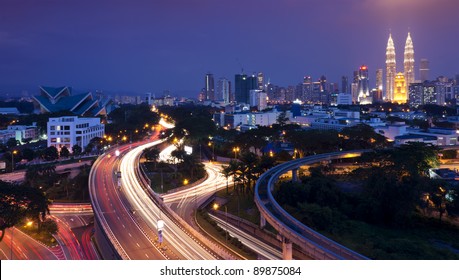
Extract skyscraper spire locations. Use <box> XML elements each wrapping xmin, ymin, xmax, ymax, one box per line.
<box><xmin>385</xmin><ymin>33</ymin><xmax>396</xmax><ymax>101</ymax></box>
<box><xmin>404</xmin><ymin>32</ymin><xmax>415</xmax><ymax>93</ymax></box>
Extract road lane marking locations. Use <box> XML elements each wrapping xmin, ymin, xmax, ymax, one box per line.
<box><xmin>128</xmin><ymin>233</ymin><xmax>132</xmax><ymax>237</ymax></box>
<box><xmin>136</xmin><ymin>243</ymin><xmax>140</xmax><ymax>247</ymax></box>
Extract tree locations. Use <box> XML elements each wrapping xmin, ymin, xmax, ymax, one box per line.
<box><xmin>341</xmin><ymin>124</ymin><xmax>388</xmax><ymax>150</ymax></box>
<box><xmin>42</xmin><ymin>146</ymin><xmax>59</xmax><ymax>161</ymax></box>
<box><xmin>22</xmin><ymin>148</ymin><xmax>35</xmax><ymax>161</ymax></box>
<box><xmin>60</xmin><ymin>146</ymin><xmax>70</xmax><ymax>158</ymax></box>
<box><xmin>6</xmin><ymin>138</ymin><xmax>18</xmax><ymax>149</ymax></box>
<box><xmin>144</xmin><ymin>147</ymin><xmax>160</xmax><ymax>169</ymax></box>
<box><xmin>276</xmin><ymin>111</ymin><xmax>289</xmax><ymax>128</ymax></box>
<box><xmin>0</xmin><ymin>181</ymin><xmax>50</xmax><ymax>242</ymax></box>
<box><xmin>221</xmin><ymin>165</ymin><xmax>231</xmax><ymax>194</ymax></box>
<box><xmin>72</xmin><ymin>145</ymin><xmax>82</xmax><ymax>157</ymax></box>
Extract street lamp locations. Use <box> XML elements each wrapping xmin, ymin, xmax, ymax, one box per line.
<box><xmin>11</xmin><ymin>150</ymin><xmax>17</xmax><ymax>172</ymax></box>
<box><xmin>232</xmin><ymin>147</ymin><xmax>239</xmax><ymax>159</ymax></box>
<box><xmin>208</xmin><ymin>142</ymin><xmax>215</xmax><ymax>162</ymax></box>
<box><xmin>213</xmin><ymin>203</ymin><xmax>228</xmax><ymax>243</ymax></box>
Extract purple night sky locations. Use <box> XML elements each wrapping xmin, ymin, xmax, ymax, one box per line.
<box><xmin>1</xmin><ymin>0</ymin><xmax>458</xmax><ymax>96</ymax></box>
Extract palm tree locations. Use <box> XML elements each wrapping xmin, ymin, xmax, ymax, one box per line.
<box><xmin>228</xmin><ymin>160</ymin><xmax>240</xmax><ymax>193</ymax></box>
<box><xmin>221</xmin><ymin>165</ymin><xmax>231</xmax><ymax>194</ymax></box>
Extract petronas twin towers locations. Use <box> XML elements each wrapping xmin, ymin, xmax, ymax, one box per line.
<box><xmin>385</xmin><ymin>32</ymin><xmax>415</xmax><ymax>103</ymax></box>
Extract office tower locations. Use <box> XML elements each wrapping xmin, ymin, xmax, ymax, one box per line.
<box><xmin>302</xmin><ymin>76</ymin><xmax>313</xmax><ymax>102</ymax></box>
<box><xmin>376</xmin><ymin>69</ymin><xmax>384</xmax><ymax>101</ymax></box>
<box><xmin>205</xmin><ymin>73</ymin><xmax>215</xmax><ymax>100</ymax></box>
<box><xmin>341</xmin><ymin>76</ymin><xmax>349</xmax><ymax>93</ymax></box>
<box><xmin>257</xmin><ymin>72</ymin><xmax>264</xmax><ymax>90</ymax></box>
<box><xmin>357</xmin><ymin>65</ymin><xmax>370</xmax><ymax>102</ymax></box>
<box><xmin>235</xmin><ymin>74</ymin><xmax>248</xmax><ymax>103</ymax></box>
<box><xmin>404</xmin><ymin>32</ymin><xmax>415</xmax><ymax>92</ymax></box>
<box><xmin>217</xmin><ymin>78</ymin><xmax>230</xmax><ymax>103</ymax></box>
<box><xmin>235</xmin><ymin>73</ymin><xmax>257</xmax><ymax>104</ymax></box>
<box><xmin>295</xmin><ymin>83</ymin><xmax>303</xmax><ymax>100</ymax></box>
<box><xmin>386</xmin><ymin>33</ymin><xmax>396</xmax><ymax>101</ymax></box>
<box><xmin>419</xmin><ymin>58</ymin><xmax>430</xmax><ymax>82</ymax></box>
<box><xmin>319</xmin><ymin>75</ymin><xmax>330</xmax><ymax>104</ymax></box>
<box><xmin>145</xmin><ymin>92</ymin><xmax>152</xmax><ymax>105</ymax></box>
<box><xmin>393</xmin><ymin>72</ymin><xmax>407</xmax><ymax>103</ymax></box>
<box><xmin>286</xmin><ymin>85</ymin><xmax>295</xmax><ymax>102</ymax></box>
<box><xmin>248</xmin><ymin>74</ymin><xmax>257</xmax><ymax>87</ymax></box>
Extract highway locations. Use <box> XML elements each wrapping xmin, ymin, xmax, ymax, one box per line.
<box><xmin>0</xmin><ymin>160</ymin><xmax>93</xmax><ymax>182</ymax></box>
<box><xmin>163</xmin><ymin>162</ymin><xmax>228</xmax><ymax>222</ymax></box>
<box><xmin>49</xmin><ymin>203</ymin><xmax>98</xmax><ymax>260</ymax></box>
<box><xmin>208</xmin><ymin>213</ymin><xmax>282</xmax><ymax>260</ymax></box>
<box><xmin>89</xmin><ymin>139</ymin><xmax>171</xmax><ymax>260</ymax></box>
<box><xmin>118</xmin><ymin>141</ymin><xmax>219</xmax><ymax>259</ymax></box>
<box><xmin>0</xmin><ymin>227</ymin><xmax>62</xmax><ymax>260</ymax></box>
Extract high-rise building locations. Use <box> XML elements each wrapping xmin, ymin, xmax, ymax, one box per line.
<box><xmin>409</xmin><ymin>80</ymin><xmax>449</xmax><ymax>107</ymax></box>
<box><xmin>357</xmin><ymin>65</ymin><xmax>370</xmax><ymax>103</ymax></box>
<box><xmin>302</xmin><ymin>76</ymin><xmax>313</xmax><ymax>102</ymax></box>
<box><xmin>205</xmin><ymin>73</ymin><xmax>215</xmax><ymax>101</ymax></box>
<box><xmin>341</xmin><ymin>76</ymin><xmax>349</xmax><ymax>94</ymax></box>
<box><xmin>419</xmin><ymin>58</ymin><xmax>430</xmax><ymax>82</ymax></box>
<box><xmin>257</xmin><ymin>72</ymin><xmax>264</xmax><ymax>90</ymax></box>
<box><xmin>234</xmin><ymin>73</ymin><xmax>257</xmax><ymax>104</ymax></box>
<box><xmin>216</xmin><ymin>78</ymin><xmax>231</xmax><ymax>103</ymax></box>
<box><xmin>376</xmin><ymin>69</ymin><xmax>384</xmax><ymax>101</ymax></box>
<box><xmin>286</xmin><ymin>86</ymin><xmax>295</xmax><ymax>102</ymax></box>
<box><xmin>386</xmin><ymin>33</ymin><xmax>396</xmax><ymax>101</ymax></box>
<box><xmin>404</xmin><ymin>32</ymin><xmax>415</xmax><ymax>93</ymax></box>
<box><xmin>393</xmin><ymin>72</ymin><xmax>407</xmax><ymax>103</ymax></box>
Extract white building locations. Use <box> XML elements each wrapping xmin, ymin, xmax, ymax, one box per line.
<box><xmin>337</xmin><ymin>93</ymin><xmax>352</xmax><ymax>105</ymax></box>
<box><xmin>47</xmin><ymin>116</ymin><xmax>105</xmax><ymax>152</ymax></box>
<box><xmin>249</xmin><ymin>90</ymin><xmax>268</xmax><ymax>111</ymax></box>
<box><xmin>6</xmin><ymin>124</ymin><xmax>39</xmax><ymax>144</ymax></box>
<box><xmin>222</xmin><ymin>109</ymin><xmax>285</xmax><ymax>129</ymax></box>
<box><xmin>0</xmin><ymin>130</ymin><xmax>17</xmax><ymax>144</ymax></box>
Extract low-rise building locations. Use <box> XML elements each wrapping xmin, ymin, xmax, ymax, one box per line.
<box><xmin>47</xmin><ymin>116</ymin><xmax>105</xmax><ymax>152</ymax></box>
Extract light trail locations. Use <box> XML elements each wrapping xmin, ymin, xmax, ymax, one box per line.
<box><xmin>119</xmin><ymin>140</ymin><xmax>218</xmax><ymax>260</ymax></box>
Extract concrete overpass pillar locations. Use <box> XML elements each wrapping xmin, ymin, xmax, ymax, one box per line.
<box><xmin>282</xmin><ymin>237</ymin><xmax>293</xmax><ymax>260</ymax></box>
<box><xmin>260</xmin><ymin>215</ymin><xmax>266</xmax><ymax>229</ymax></box>
<box><xmin>292</xmin><ymin>168</ymin><xmax>299</xmax><ymax>182</ymax></box>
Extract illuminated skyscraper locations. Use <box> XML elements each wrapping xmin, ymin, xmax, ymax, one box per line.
<box><xmin>393</xmin><ymin>72</ymin><xmax>407</xmax><ymax>103</ymax></box>
<box><xmin>386</xmin><ymin>33</ymin><xmax>396</xmax><ymax>101</ymax></box>
<box><xmin>357</xmin><ymin>65</ymin><xmax>370</xmax><ymax>103</ymax></box>
<box><xmin>420</xmin><ymin>58</ymin><xmax>430</xmax><ymax>81</ymax></box>
<box><xmin>205</xmin><ymin>73</ymin><xmax>215</xmax><ymax>100</ymax></box>
<box><xmin>216</xmin><ymin>77</ymin><xmax>230</xmax><ymax>103</ymax></box>
<box><xmin>375</xmin><ymin>69</ymin><xmax>384</xmax><ymax>102</ymax></box>
<box><xmin>404</xmin><ymin>32</ymin><xmax>415</xmax><ymax>92</ymax></box>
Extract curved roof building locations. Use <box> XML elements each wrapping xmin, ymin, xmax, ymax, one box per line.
<box><xmin>32</xmin><ymin>86</ymin><xmax>111</xmax><ymax>116</ymax></box>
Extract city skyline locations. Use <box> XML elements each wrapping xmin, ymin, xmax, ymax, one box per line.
<box><xmin>1</xmin><ymin>0</ymin><xmax>458</xmax><ymax>97</ymax></box>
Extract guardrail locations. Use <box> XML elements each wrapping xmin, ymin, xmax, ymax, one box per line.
<box><xmin>89</xmin><ymin>152</ymin><xmax>127</xmax><ymax>260</ymax></box>
<box><xmin>255</xmin><ymin>150</ymin><xmax>370</xmax><ymax>260</ymax></box>
<box><xmin>135</xmin><ymin>147</ymin><xmax>238</xmax><ymax>260</ymax></box>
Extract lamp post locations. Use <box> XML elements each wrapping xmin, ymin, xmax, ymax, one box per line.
<box><xmin>213</xmin><ymin>203</ymin><xmax>228</xmax><ymax>243</ymax></box>
<box><xmin>208</xmin><ymin>142</ymin><xmax>215</xmax><ymax>162</ymax></box>
<box><xmin>11</xmin><ymin>150</ymin><xmax>17</xmax><ymax>172</ymax></box>
<box><xmin>232</xmin><ymin>147</ymin><xmax>239</xmax><ymax>159</ymax></box>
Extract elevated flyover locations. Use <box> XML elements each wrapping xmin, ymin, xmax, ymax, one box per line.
<box><xmin>254</xmin><ymin>150</ymin><xmax>370</xmax><ymax>260</ymax></box>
